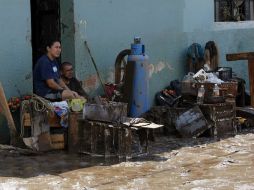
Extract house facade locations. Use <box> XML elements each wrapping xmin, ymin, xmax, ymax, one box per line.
<box><xmin>0</xmin><ymin>0</ymin><xmax>254</xmax><ymax>142</ymax></box>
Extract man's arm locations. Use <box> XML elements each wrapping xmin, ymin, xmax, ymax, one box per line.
<box><xmin>46</xmin><ymin>79</ymin><xmax>65</xmax><ymax>91</ymax></box>
<box><xmin>73</xmin><ymin>78</ymin><xmax>89</xmax><ymax>99</ymax></box>
<box><xmin>58</xmin><ymin>78</ymin><xmax>71</xmax><ymax>91</ymax></box>
<box><xmin>46</xmin><ymin>78</ymin><xmax>79</xmax><ymax>98</ymax></box>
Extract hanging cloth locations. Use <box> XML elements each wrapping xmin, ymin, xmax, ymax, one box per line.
<box><xmin>186</xmin><ymin>43</ymin><xmax>204</xmax><ymax>73</ymax></box>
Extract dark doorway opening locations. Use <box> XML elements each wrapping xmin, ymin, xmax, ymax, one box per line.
<box><xmin>30</xmin><ymin>0</ymin><xmax>61</xmax><ymax>67</ymax></box>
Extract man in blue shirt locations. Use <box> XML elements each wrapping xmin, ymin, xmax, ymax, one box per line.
<box><xmin>33</xmin><ymin>39</ymin><xmax>79</xmax><ymax>100</ymax></box>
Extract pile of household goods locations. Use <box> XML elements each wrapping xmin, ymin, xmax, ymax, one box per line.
<box><xmin>19</xmin><ymin>94</ymin><xmax>90</xmax><ymax>151</ymax></box>
<box><xmin>150</xmin><ymin>67</ymin><xmax>238</xmax><ymax>138</ymax></box>
<box><xmin>76</xmin><ymin>100</ymin><xmax>163</xmax><ymax>158</ymax></box>
<box><xmin>19</xmin><ymin>94</ymin><xmax>162</xmax><ymax>157</ymax></box>
<box><xmin>149</xmin><ymin>41</ymin><xmax>252</xmax><ymax>138</ymax></box>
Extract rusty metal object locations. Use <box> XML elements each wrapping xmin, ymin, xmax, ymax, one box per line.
<box><xmin>115</xmin><ymin>49</ymin><xmax>131</xmax><ymax>84</ymax></box>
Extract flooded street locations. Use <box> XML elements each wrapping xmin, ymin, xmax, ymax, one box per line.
<box><xmin>0</xmin><ymin>130</ymin><xmax>254</xmax><ymax>190</ymax></box>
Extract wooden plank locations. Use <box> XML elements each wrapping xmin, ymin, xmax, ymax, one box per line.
<box><xmin>226</xmin><ymin>52</ymin><xmax>254</xmax><ymax>107</ymax></box>
<box><xmin>68</xmin><ymin>112</ymin><xmax>82</xmax><ymax>152</ymax></box>
<box><xmin>249</xmin><ymin>59</ymin><xmax>254</xmax><ymax>107</ymax></box>
<box><xmin>48</xmin><ymin>114</ymin><xmax>61</xmax><ymax>128</ymax></box>
<box><xmin>226</xmin><ymin>52</ymin><xmax>254</xmax><ymax>61</ymax></box>
<box><xmin>50</xmin><ymin>134</ymin><xmax>65</xmax><ymax>150</ymax></box>
<box><xmin>0</xmin><ymin>82</ymin><xmax>18</xmax><ymax>146</ymax></box>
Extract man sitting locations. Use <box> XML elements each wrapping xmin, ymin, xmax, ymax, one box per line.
<box><xmin>60</xmin><ymin>62</ymin><xmax>89</xmax><ymax>100</ymax></box>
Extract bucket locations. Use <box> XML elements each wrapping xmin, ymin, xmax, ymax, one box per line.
<box><xmin>217</xmin><ymin>67</ymin><xmax>232</xmax><ymax>81</ymax></box>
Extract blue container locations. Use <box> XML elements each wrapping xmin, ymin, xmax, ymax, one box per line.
<box><xmin>125</xmin><ymin>37</ymin><xmax>149</xmax><ymax>117</ymax></box>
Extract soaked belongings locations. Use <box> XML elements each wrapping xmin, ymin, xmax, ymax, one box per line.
<box><xmin>199</xmin><ymin>102</ymin><xmax>236</xmax><ymax>137</ymax></box>
<box><xmin>236</xmin><ymin>107</ymin><xmax>254</xmax><ymax>129</ymax></box>
<box><xmin>142</xmin><ymin>106</ymin><xmax>187</xmax><ymax>135</ymax></box>
<box><xmin>186</xmin><ymin>43</ymin><xmax>204</xmax><ymax>73</ymax></box>
<box><xmin>83</xmin><ymin>102</ymin><xmax>127</xmax><ymax>123</ymax></box>
<box><xmin>69</xmin><ymin>105</ymin><xmax>163</xmax><ymax>158</ymax></box>
<box><xmin>78</xmin><ymin>120</ymin><xmax>133</xmax><ymax>158</ymax></box>
<box><xmin>181</xmin><ymin>68</ymin><xmax>238</xmax><ymax>98</ymax></box>
<box><xmin>175</xmin><ymin>106</ymin><xmax>211</xmax><ymax>138</ymax></box>
<box><xmin>181</xmin><ymin>80</ymin><xmax>238</xmax><ymax>98</ymax></box>
<box><xmin>20</xmin><ymin>95</ymin><xmax>67</xmax><ymax>151</ymax></box>
<box><xmin>175</xmin><ymin>103</ymin><xmax>236</xmax><ymax>138</ymax></box>
<box><xmin>204</xmin><ymin>41</ymin><xmax>219</xmax><ymax>71</ymax></box>
<box><xmin>77</xmin><ymin>119</ymin><xmax>163</xmax><ymax>158</ymax></box>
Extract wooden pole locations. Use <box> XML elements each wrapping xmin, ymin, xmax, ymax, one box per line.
<box><xmin>0</xmin><ymin>82</ymin><xmax>18</xmax><ymax>146</ymax></box>
<box><xmin>248</xmin><ymin>59</ymin><xmax>254</xmax><ymax>107</ymax></box>
<box><xmin>226</xmin><ymin>52</ymin><xmax>254</xmax><ymax>107</ymax></box>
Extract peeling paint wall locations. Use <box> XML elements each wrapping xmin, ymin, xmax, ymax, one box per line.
<box><xmin>0</xmin><ymin>0</ymin><xmax>32</xmax><ymax>98</ymax></box>
<box><xmin>183</xmin><ymin>0</ymin><xmax>254</xmax><ymax>91</ymax></box>
<box><xmin>0</xmin><ymin>0</ymin><xmax>252</xmax><ymax>105</ymax></box>
<box><xmin>72</xmin><ymin>0</ymin><xmax>254</xmax><ymax>104</ymax></box>
<box><xmin>73</xmin><ymin>0</ymin><xmax>186</xmax><ymax>102</ymax></box>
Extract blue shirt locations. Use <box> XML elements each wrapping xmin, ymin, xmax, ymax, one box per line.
<box><xmin>33</xmin><ymin>55</ymin><xmax>60</xmax><ymax>96</ymax></box>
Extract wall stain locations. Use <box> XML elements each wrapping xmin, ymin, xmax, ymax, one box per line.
<box><xmin>148</xmin><ymin>61</ymin><xmax>174</xmax><ymax>78</ymax></box>
<box><xmin>83</xmin><ymin>74</ymin><xmax>99</xmax><ymax>92</ymax></box>
<box><xmin>106</xmin><ymin>70</ymin><xmax>115</xmax><ymax>83</ymax></box>
<box><xmin>26</xmin><ymin>17</ymin><xmax>31</xmax><ymax>44</ymax></box>
<box><xmin>25</xmin><ymin>73</ymin><xmax>32</xmax><ymax>80</ymax></box>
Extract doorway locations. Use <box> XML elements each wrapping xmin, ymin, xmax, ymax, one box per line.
<box><xmin>30</xmin><ymin>0</ymin><xmax>61</xmax><ymax>67</ymax></box>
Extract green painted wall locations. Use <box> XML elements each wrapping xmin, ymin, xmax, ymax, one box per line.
<box><xmin>0</xmin><ymin>0</ymin><xmax>253</xmax><ymax>105</ymax></box>
<box><xmin>73</xmin><ymin>0</ymin><xmax>186</xmax><ymax>103</ymax></box>
<box><xmin>0</xmin><ymin>0</ymin><xmax>253</xmax><ymax>141</ymax></box>
<box><xmin>72</xmin><ymin>0</ymin><xmax>254</xmax><ymax>103</ymax></box>
<box><xmin>0</xmin><ymin>0</ymin><xmax>32</xmax><ymax>99</ymax></box>
<box><xmin>0</xmin><ymin>0</ymin><xmax>32</xmax><ymax>143</ymax></box>
<box><xmin>60</xmin><ymin>0</ymin><xmax>75</xmax><ymax>68</ymax></box>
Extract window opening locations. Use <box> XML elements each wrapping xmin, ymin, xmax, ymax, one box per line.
<box><xmin>215</xmin><ymin>0</ymin><xmax>254</xmax><ymax>21</ymax></box>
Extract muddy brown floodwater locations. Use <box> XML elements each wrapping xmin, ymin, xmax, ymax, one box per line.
<box><xmin>0</xmin><ymin>129</ymin><xmax>254</xmax><ymax>190</ymax></box>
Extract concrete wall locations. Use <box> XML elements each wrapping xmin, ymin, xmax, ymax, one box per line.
<box><xmin>183</xmin><ymin>0</ymin><xmax>254</xmax><ymax>91</ymax></box>
<box><xmin>60</xmin><ymin>0</ymin><xmax>75</xmax><ymax>68</ymax></box>
<box><xmin>0</xmin><ymin>0</ymin><xmax>251</xmax><ymax>103</ymax></box>
<box><xmin>0</xmin><ymin>0</ymin><xmax>32</xmax><ymax>143</ymax></box>
<box><xmin>0</xmin><ymin>0</ymin><xmax>32</xmax><ymax>98</ymax></box>
<box><xmin>73</xmin><ymin>0</ymin><xmax>187</xmax><ymax>102</ymax></box>
<box><xmin>0</xmin><ymin>0</ymin><xmax>252</xmax><ymax>142</ymax></box>
<box><xmin>72</xmin><ymin>0</ymin><xmax>254</xmax><ymax>104</ymax></box>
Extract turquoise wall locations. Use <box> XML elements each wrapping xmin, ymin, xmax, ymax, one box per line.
<box><xmin>72</xmin><ymin>0</ymin><xmax>254</xmax><ymax>103</ymax></box>
<box><xmin>0</xmin><ymin>0</ymin><xmax>32</xmax><ymax>99</ymax></box>
<box><xmin>0</xmin><ymin>0</ymin><xmax>32</xmax><ymax>143</ymax></box>
<box><xmin>60</xmin><ymin>0</ymin><xmax>75</xmax><ymax>68</ymax></box>
<box><xmin>0</xmin><ymin>0</ymin><xmax>253</xmax><ymax>104</ymax></box>
<box><xmin>0</xmin><ymin>0</ymin><xmax>253</xmax><ymax>142</ymax></box>
<box><xmin>73</xmin><ymin>0</ymin><xmax>186</xmax><ymax>103</ymax></box>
